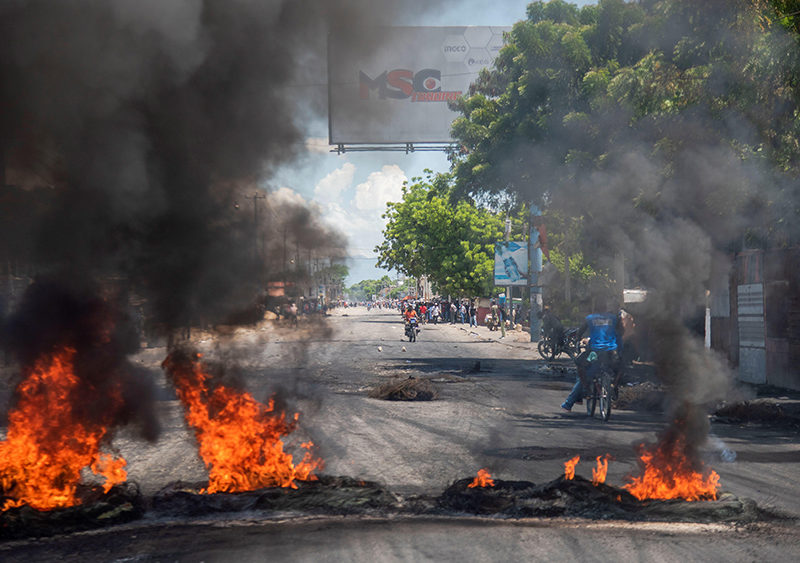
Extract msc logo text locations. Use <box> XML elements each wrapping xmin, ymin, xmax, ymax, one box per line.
<box><xmin>359</xmin><ymin>69</ymin><xmax>462</xmax><ymax>102</ymax></box>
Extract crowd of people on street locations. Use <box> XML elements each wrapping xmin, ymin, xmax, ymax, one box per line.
<box><xmin>394</xmin><ymin>298</ymin><xmax>481</xmax><ymax>327</ymax></box>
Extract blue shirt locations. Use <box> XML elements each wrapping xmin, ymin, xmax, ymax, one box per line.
<box><xmin>585</xmin><ymin>313</ymin><xmax>620</xmax><ymax>351</ymax></box>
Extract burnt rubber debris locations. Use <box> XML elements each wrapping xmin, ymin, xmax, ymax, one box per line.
<box><xmin>0</xmin><ymin>473</ymin><xmax>778</xmax><ymax>540</ymax></box>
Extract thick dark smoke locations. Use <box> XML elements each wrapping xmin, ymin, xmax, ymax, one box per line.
<box><xmin>555</xmin><ymin>102</ymin><xmax>783</xmax><ymax>460</ymax></box>
<box><xmin>0</xmin><ymin>0</ymin><xmax>450</xmax><ymax>330</ymax></box>
<box><xmin>552</xmin><ymin>119</ymin><xmax>768</xmax><ymax>456</ymax></box>
<box><xmin>4</xmin><ymin>278</ymin><xmax>159</xmax><ymax>441</ymax></box>
<box><xmin>0</xmin><ymin>0</ymin><xmax>452</xmax><ymax>448</ymax></box>
<box><xmin>489</xmin><ymin>5</ymin><xmax>799</xmax><ymax>462</ymax></box>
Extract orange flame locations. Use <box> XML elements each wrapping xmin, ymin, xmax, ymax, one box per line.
<box><xmin>564</xmin><ymin>455</ymin><xmax>580</xmax><ymax>480</ymax></box>
<box><xmin>467</xmin><ymin>468</ymin><xmax>495</xmax><ymax>488</ymax></box>
<box><xmin>162</xmin><ymin>352</ymin><xmax>322</xmax><ymax>493</ymax></box>
<box><xmin>0</xmin><ymin>347</ymin><xmax>127</xmax><ymax>511</ymax></box>
<box><xmin>624</xmin><ymin>438</ymin><xmax>719</xmax><ymax>501</ymax></box>
<box><xmin>592</xmin><ymin>454</ymin><xmax>610</xmax><ymax>486</ymax></box>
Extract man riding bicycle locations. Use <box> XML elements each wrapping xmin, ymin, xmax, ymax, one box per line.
<box><xmin>560</xmin><ymin>299</ymin><xmax>624</xmax><ymax>412</ymax></box>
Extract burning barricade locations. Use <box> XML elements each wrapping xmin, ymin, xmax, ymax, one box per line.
<box><xmin>0</xmin><ymin>284</ymin><xmax>152</xmax><ymax>538</ymax></box>
<box><xmin>0</xmin><ymin>347</ymin><xmax>128</xmax><ymax>513</ymax></box>
<box><xmin>0</xmin><ymin>285</ymin><xmax>767</xmax><ymax>540</ymax></box>
<box><xmin>437</xmin><ymin>457</ymin><xmax>756</xmax><ymax>522</ymax></box>
<box><xmin>162</xmin><ymin>349</ymin><xmax>322</xmax><ymax>493</ymax></box>
<box><xmin>468</xmin><ymin>468</ymin><xmax>495</xmax><ymax>489</ymax></box>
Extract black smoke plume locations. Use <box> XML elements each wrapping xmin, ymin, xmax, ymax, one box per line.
<box><xmin>4</xmin><ymin>278</ymin><xmax>159</xmax><ymax>441</ymax></box>
<box><xmin>0</xmin><ymin>0</ymin><xmax>449</xmax><ymax>331</ymax></box>
<box><xmin>470</xmin><ymin>2</ymin><xmax>798</xmax><ymax>465</ymax></box>
<box><xmin>0</xmin><ymin>0</ymin><xmax>451</xmax><ymax>447</ymax></box>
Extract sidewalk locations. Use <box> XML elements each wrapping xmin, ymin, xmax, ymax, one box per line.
<box><xmin>446</xmin><ymin>319</ymin><xmax>537</xmax><ymax>348</ymax></box>
<box><xmin>428</xmin><ymin>317</ymin><xmax>551</xmax><ymax>360</ymax></box>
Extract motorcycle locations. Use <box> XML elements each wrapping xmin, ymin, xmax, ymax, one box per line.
<box><xmin>405</xmin><ymin>317</ymin><xmax>420</xmax><ymax>342</ymax></box>
<box><xmin>538</xmin><ymin>327</ymin><xmax>582</xmax><ymax>360</ymax></box>
<box><xmin>484</xmin><ymin>312</ymin><xmax>500</xmax><ymax>331</ymax></box>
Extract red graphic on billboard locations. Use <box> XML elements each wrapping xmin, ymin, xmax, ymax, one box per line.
<box><xmin>359</xmin><ymin>68</ymin><xmax>461</xmax><ymax>102</ymax></box>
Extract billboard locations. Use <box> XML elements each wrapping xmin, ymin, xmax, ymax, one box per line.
<box><xmin>328</xmin><ymin>27</ymin><xmax>510</xmax><ymax>144</ymax></box>
<box><xmin>494</xmin><ymin>242</ymin><xmax>528</xmax><ymax>286</ymax></box>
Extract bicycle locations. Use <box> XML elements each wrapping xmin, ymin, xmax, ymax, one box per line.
<box><xmin>585</xmin><ymin>361</ymin><xmax>613</xmax><ymax>422</ymax></box>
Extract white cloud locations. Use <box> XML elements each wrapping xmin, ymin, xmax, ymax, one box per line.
<box><xmin>353</xmin><ymin>165</ymin><xmax>406</xmax><ymax>211</ymax></box>
<box><xmin>270</xmin><ymin>185</ymin><xmax>311</xmax><ymax>208</ymax></box>
<box><xmin>317</xmin><ymin>201</ymin><xmax>375</xmax><ymax>256</ymax></box>
<box><xmin>280</xmin><ymin>163</ymin><xmax>408</xmax><ymax>280</ymax></box>
<box><xmin>313</xmin><ymin>162</ymin><xmax>355</xmax><ymax>204</ymax></box>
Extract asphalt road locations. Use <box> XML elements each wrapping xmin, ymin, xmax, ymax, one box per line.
<box><xmin>1</xmin><ymin>306</ymin><xmax>799</xmax><ymax>561</ymax></box>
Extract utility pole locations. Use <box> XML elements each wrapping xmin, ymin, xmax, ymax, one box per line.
<box><xmin>564</xmin><ymin>220</ymin><xmax>572</xmax><ymax>304</ymax></box>
<box><xmin>282</xmin><ymin>225</ymin><xmax>288</xmax><ymax>293</ymax></box>
<box><xmin>505</xmin><ymin>213</ymin><xmax>512</xmax><ymax>321</ymax></box>
<box><xmin>529</xmin><ymin>205</ymin><xmax>543</xmax><ymax>342</ymax></box>
<box><xmin>244</xmin><ymin>193</ymin><xmax>266</xmax><ymax>263</ymax></box>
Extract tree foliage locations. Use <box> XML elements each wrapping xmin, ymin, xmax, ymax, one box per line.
<box><xmin>348</xmin><ymin>275</ymin><xmax>393</xmax><ymax>300</ymax></box>
<box><xmin>375</xmin><ymin>172</ymin><xmax>515</xmax><ymax>297</ymax></box>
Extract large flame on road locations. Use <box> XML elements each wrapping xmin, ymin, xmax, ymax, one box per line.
<box><xmin>564</xmin><ymin>455</ymin><xmax>580</xmax><ymax>480</ymax></box>
<box><xmin>0</xmin><ymin>347</ymin><xmax>127</xmax><ymax>511</ymax></box>
<box><xmin>467</xmin><ymin>468</ymin><xmax>495</xmax><ymax>488</ymax></box>
<box><xmin>162</xmin><ymin>351</ymin><xmax>322</xmax><ymax>493</ymax></box>
<box><xmin>624</xmin><ymin>437</ymin><xmax>719</xmax><ymax>501</ymax></box>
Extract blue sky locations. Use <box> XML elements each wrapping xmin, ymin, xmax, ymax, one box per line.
<box><xmin>272</xmin><ymin>1</ymin><xmax>593</xmax><ymax>286</ymax></box>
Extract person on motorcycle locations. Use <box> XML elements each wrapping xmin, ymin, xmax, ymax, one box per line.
<box><xmin>539</xmin><ymin>307</ymin><xmax>564</xmax><ymax>346</ymax></box>
<box><xmin>560</xmin><ymin>299</ymin><xmax>623</xmax><ymax>412</ymax></box>
<box><xmin>404</xmin><ymin>307</ymin><xmax>417</xmax><ymax>323</ymax></box>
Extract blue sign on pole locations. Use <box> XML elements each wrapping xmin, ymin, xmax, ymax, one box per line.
<box><xmin>494</xmin><ymin>241</ymin><xmax>529</xmax><ymax>286</ymax></box>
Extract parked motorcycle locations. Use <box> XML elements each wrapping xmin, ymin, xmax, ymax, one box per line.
<box><xmin>405</xmin><ymin>317</ymin><xmax>420</xmax><ymax>342</ymax></box>
<box><xmin>537</xmin><ymin>327</ymin><xmax>582</xmax><ymax>360</ymax></box>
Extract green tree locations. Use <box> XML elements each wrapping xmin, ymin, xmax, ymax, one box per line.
<box><xmin>348</xmin><ymin>275</ymin><xmax>393</xmax><ymax>300</ymax></box>
<box><xmin>527</xmin><ymin>0</ymin><xmax>581</xmax><ymax>25</ymax></box>
<box><xmin>376</xmin><ymin>172</ymin><xmax>511</xmax><ymax>297</ymax></box>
